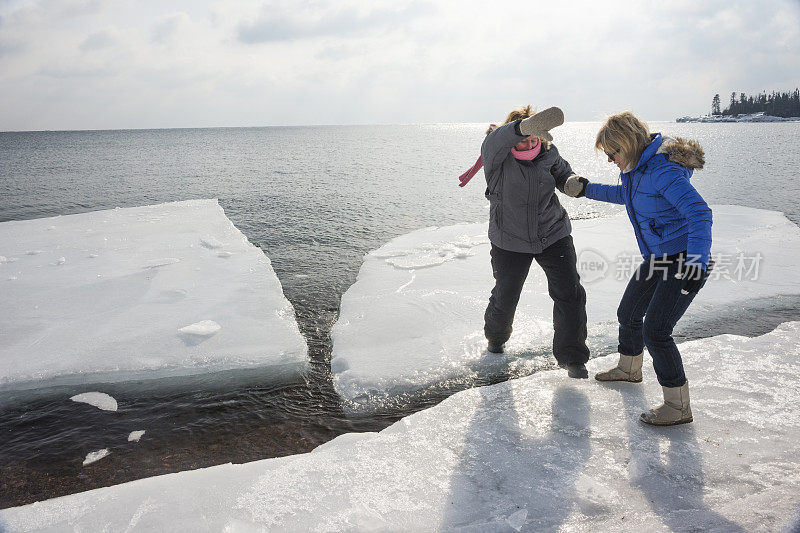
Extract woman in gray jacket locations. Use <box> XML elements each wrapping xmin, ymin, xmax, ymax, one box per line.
<box><xmin>479</xmin><ymin>105</ymin><xmax>590</xmax><ymax>378</ymax></box>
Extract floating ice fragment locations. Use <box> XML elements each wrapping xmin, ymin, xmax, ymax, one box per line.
<box><xmin>55</xmin><ymin>257</ymin><xmax>66</xmax><ymax>266</ymax></box>
<box><xmin>82</xmin><ymin>449</ymin><xmax>110</xmax><ymax>466</ymax></box>
<box><xmin>200</xmin><ymin>236</ymin><xmax>223</xmax><ymax>249</ymax></box>
<box><xmin>332</xmin><ymin>206</ymin><xmax>800</xmax><ymax>407</ymax></box>
<box><xmin>0</xmin><ymin>200</ymin><xmax>308</xmax><ymax>390</ymax></box>
<box><xmin>70</xmin><ymin>392</ymin><xmax>118</xmax><ymax>411</ymax></box>
<box><xmin>128</xmin><ymin>430</ymin><xmax>146</xmax><ymax>442</ymax></box>
<box><xmin>179</xmin><ymin>320</ymin><xmax>222</xmax><ymax>336</ymax></box>
<box><xmin>507</xmin><ymin>509</ymin><xmax>528</xmax><ymax>531</ymax></box>
<box><xmin>217</xmin><ymin>251</ymin><xmax>234</xmax><ymax>258</ymax></box>
<box><xmin>143</xmin><ymin>258</ymin><xmax>181</xmax><ymax>269</ymax></box>
<box><xmin>0</xmin><ymin>256</ymin><xmax>6</xmax><ymax>264</ymax></box>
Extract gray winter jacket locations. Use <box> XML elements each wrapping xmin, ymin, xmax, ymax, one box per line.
<box><xmin>481</xmin><ymin>120</ymin><xmax>576</xmax><ymax>254</ymax></box>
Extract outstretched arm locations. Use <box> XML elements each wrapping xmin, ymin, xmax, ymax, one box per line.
<box><xmin>563</xmin><ymin>176</ymin><xmax>625</xmax><ymax>204</ymax></box>
<box><xmin>583</xmin><ymin>181</ymin><xmax>625</xmax><ymax>205</ymax></box>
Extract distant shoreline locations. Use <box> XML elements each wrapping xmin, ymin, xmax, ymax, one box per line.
<box><xmin>676</xmin><ymin>112</ymin><xmax>800</xmax><ymax>123</ymax></box>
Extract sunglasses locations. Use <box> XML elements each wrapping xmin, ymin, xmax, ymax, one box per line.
<box><xmin>604</xmin><ymin>148</ymin><xmax>620</xmax><ymax>159</ymax></box>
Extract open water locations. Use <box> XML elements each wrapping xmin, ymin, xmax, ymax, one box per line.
<box><xmin>1</xmin><ymin>122</ymin><xmax>799</xmax><ymax>506</ymax></box>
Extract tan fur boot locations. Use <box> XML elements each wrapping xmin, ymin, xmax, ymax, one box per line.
<box><xmin>594</xmin><ymin>352</ymin><xmax>643</xmax><ymax>383</ymax></box>
<box><xmin>640</xmin><ymin>381</ymin><xmax>693</xmax><ymax>426</ymax></box>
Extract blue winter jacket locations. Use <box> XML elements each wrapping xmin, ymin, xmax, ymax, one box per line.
<box><xmin>585</xmin><ymin>133</ymin><xmax>713</xmax><ymax>268</ymax></box>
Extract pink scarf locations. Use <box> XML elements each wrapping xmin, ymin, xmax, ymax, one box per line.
<box><xmin>458</xmin><ymin>141</ymin><xmax>542</xmax><ymax>187</ymax></box>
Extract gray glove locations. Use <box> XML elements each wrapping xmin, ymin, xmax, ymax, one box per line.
<box><xmin>564</xmin><ymin>175</ymin><xmax>588</xmax><ymax>197</ymax></box>
<box><xmin>519</xmin><ymin>107</ymin><xmax>564</xmax><ymax>141</ymax></box>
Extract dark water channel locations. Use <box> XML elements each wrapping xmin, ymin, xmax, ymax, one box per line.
<box><xmin>2</xmin><ymin>123</ymin><xmax>799</xmax><ymax>507</ymax></box>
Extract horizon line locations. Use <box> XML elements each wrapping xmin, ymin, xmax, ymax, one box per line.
<box><xmin>1</xmin><ymin>119</ymin><xmax>683</xmax><ymax>134</ymax></box>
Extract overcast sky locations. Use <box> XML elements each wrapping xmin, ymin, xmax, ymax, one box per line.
<box><xmin>1</xmin><ymin>0</ymin><xmax>799</xmax><ymax>131</ymax></box>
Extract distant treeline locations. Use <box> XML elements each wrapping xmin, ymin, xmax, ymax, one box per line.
<box><xmin>711</xmin><ymin>89</ymin><xmax>800</xmax><ymax>117</ymax></box>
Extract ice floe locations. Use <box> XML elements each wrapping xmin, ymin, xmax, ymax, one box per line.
<box><xmin>70</xmin><ymin>392</ymin><xmax>118</xmax><ymax>412</ymax></box>
<box><xmin>0</xmin><ymin>200</ymin><xmax>307</xmax><ymax>392</ymax></box>
<box><xmin>82</xmin><ymin>449</ymin><xmax>110</xmax><ymax>466</ymax></box>
<box><xmin>128</xmin><ymin>431</ymin><xmax>146</xmax><ymax>442</ymax></box>
<box><xmin>2</xmin><ymin>322</ymin><xmax>798</xmax><ymax>531</ymax></box>
<box><xmin>331</xmin><ymin>206</ymin><xmax>800</xmax><ymax>407</ymax></box>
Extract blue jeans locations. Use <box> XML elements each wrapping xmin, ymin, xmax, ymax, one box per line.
<box><xmin>617</xmin><ymin>255</ymin><xmax>708</xmax><ymax>388</ymax></box>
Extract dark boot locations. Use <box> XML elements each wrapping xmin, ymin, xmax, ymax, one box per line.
<box><xmin>559</xmin><ymin>362</ymin><xmax>588</xmax><ymax>379</ymax></box>
<box><xmin>487</xmin><ymin>341</ymin><xmax>504</xmax><ymax>354</ymax></box>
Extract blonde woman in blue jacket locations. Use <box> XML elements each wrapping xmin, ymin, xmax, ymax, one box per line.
<box><xmin>565</xmin><ymin>111</ymin><xmax>712</xmax><ymax>425</ymax></box>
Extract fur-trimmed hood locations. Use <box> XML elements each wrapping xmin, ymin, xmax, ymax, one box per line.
<box><xmin>657</xmin><ymin>136</ymin><xmax>705</xmax><ymax>170</ymax></box>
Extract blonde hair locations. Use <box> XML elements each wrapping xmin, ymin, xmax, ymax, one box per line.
<box><xmin>486</xmin><ymin>105</ymin><xmax>540</xmax><ymax>138</ymax></box>
<box><xmin>595</xmin><ymin>111</ymin><xmax>651</xmax><ymax>170</ymax></box>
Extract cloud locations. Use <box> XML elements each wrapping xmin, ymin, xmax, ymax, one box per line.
<box><xmin>45</xmin><ymin>0</ymin><xmax>104</xmax><ymax>18</ymax></box>
<box><xmin>236</xmin><ymin>1</ymin><xmax>435</xmax><ymax>43</ymax></box>
<box><xmin>79</xmin><ymin>29</ymin><xmax>116</xmax><ymax>51</ymax></box>
<box><xmin>0</xmin><ymin>38</ymin><xmax>25</xmax><ymax>58</ymax></box>
<box><xmin>0</xmin><ymin>0</ymin><xmax>798</xmax><ymax>130</ymax></box>
<box><xmin>151</xmin><ymin>12</ymin><xmax>190</xmax><ymax>45</ymax></box>
<box><xmin>37</xmin><ymin>63</ymin><xmax>113</xmax><ymax>78</ymax></box>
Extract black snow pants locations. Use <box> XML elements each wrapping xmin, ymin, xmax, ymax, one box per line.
<box><xmin>483</xmin><ymin>235</ymin><xmax>590</xmax><ymax>365</ymax></box>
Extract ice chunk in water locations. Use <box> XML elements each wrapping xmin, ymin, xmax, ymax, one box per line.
<box><xmin>507</xmin><ymin>509</ymin><xmax>528</xmax><ymax>531</ymax></box>
<box><xmin>70</xmin><ymin>392</ymin><xmax>118</xmax><ymax>411</ymax></box>
<box><xmin>82</xmin><ymin>449</ymin><xmax>110</xmax><ymax>466</ymax></box>
<box><xmin>0</xmin><ymin>200</ymin><xmax>307</xmax><ymax>392</ymax></box>
<box><xmin>128</xmin><ymin>430</ymin><xmax>146</xmax><ymax>442</ymax></box>
<box><xmin>331</xmin><ymin>206</ymin><xmax>800</xmax><ymax>407</ymax></box>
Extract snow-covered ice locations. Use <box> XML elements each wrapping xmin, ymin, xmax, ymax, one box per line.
<box><xmin>331</xmin><ymin>206</ymin><xmax>800</xmax><ymax>406</ymax></box>
<box><xmin>69</xmin><ymin>392</ymin><xmax>118</xmax><ymax>412</ymax></box>
<box><xmin>178</xmin><ymin>320</ymin><xmax>222</xmax><ymax>337</ymax></box>
<box><xmin>0</xmin><ymin>200</ymin><xmax>307</xmax><ymax>391</ymax></box>
<box><xmin>2</xmin><ymin>323</ymin><xmax>799</xmax><ymax>532</ymax></box>
<box><xmin>82</xmin><ymin>449</ymin><xmax>110</xmax><ymax>466</ymax></box>
<box><xmin>128</xmin><ymin>430</ymin><xmax>146</xmax><ymax>442</ymax></box>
